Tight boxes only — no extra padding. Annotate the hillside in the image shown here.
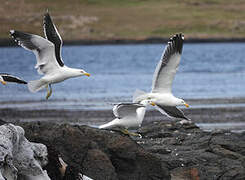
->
[1,0,245,41]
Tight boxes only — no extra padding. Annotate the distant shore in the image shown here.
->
[1,37,245,47]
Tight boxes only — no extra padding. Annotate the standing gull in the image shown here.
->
[134,33,190,120]
[99,101,149,137]
[0,73,27,85]
[10,12,90,99]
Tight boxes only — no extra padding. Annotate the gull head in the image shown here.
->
[68,68,91,78]
[80,69,90,77]
[140,98,156,106]
[72,69,90,77]
[178,98,189,108]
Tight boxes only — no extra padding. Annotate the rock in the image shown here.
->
[0,123,49,180]
[9,119,245,179]
[138,120,245,180]
[19,122,170,180]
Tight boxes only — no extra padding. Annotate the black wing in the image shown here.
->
[156,105,189,120]
[10,30,59,75]
[0,73,27,84]
[43,12,64,67]
[151,33,184,93]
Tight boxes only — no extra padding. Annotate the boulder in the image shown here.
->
[0,123,49,180]
[19,122,170,180]
[138,121,245,180]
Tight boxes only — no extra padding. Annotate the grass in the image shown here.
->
[1,0,245,40]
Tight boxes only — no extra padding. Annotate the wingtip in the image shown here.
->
[44,9,51,20]
[172,33,184,41]
[10,30,15,35]
[170,33,184,54]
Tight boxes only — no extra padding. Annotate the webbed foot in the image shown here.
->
[46,84,52,100]
[120,128,142,138]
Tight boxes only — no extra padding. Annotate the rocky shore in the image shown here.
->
[12,120,245,180]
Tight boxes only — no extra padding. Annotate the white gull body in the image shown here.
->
[134,33,190,120]
[99,100,149,130]
[10,12,90,99]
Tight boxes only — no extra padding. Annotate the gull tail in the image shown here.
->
[28,79,47,93]
[133,89,147,103]
[99,119,118,129]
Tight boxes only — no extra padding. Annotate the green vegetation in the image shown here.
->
[1,0,245,40]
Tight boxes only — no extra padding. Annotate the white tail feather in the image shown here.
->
[99,119,118,129]
[133,89,147,103]
[28,79,47,93]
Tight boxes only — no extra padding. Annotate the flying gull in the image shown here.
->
[10,12,90,99]
[0,73,27,85]
[133,33,190,120]
[99,101,150,137]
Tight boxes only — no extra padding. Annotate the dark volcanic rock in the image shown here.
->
[18,122,170,180]
[138,121,245,180]
[15,120,245,180]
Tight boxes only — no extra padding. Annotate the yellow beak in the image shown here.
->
[150,102,156,106]
[84,73,90,77]
[0,80,6,85]
[185,103,189,108]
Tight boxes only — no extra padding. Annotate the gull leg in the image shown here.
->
[120,128,142,138]
[46,84,52,100]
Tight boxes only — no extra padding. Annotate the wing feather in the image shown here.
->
[0,73,27,84]
[10,30,60,75]
[151,33,184,93]
[113,103,145,119]
[43,12,64,67]
[156,105,189,120]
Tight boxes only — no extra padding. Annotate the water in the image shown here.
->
[0,43,245,109]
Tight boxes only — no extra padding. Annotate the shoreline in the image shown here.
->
[0,97,245,111]
[1,37,245,47]
[1,101,245,132]
[1,98,245,131]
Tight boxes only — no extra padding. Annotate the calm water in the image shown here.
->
[0,43,245,109]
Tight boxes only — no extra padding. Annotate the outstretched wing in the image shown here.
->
[113,103,145,119]
[151,33,184,93]
[0,73,27,84]
[43,12,64,67]
[156,105,189,120]
[10,30,60,75]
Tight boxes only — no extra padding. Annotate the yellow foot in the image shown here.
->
[45,84,52,100]
[130,132,142,138]
[120,129,142,138]
[0,80,6,85]
[46,91,51,100]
